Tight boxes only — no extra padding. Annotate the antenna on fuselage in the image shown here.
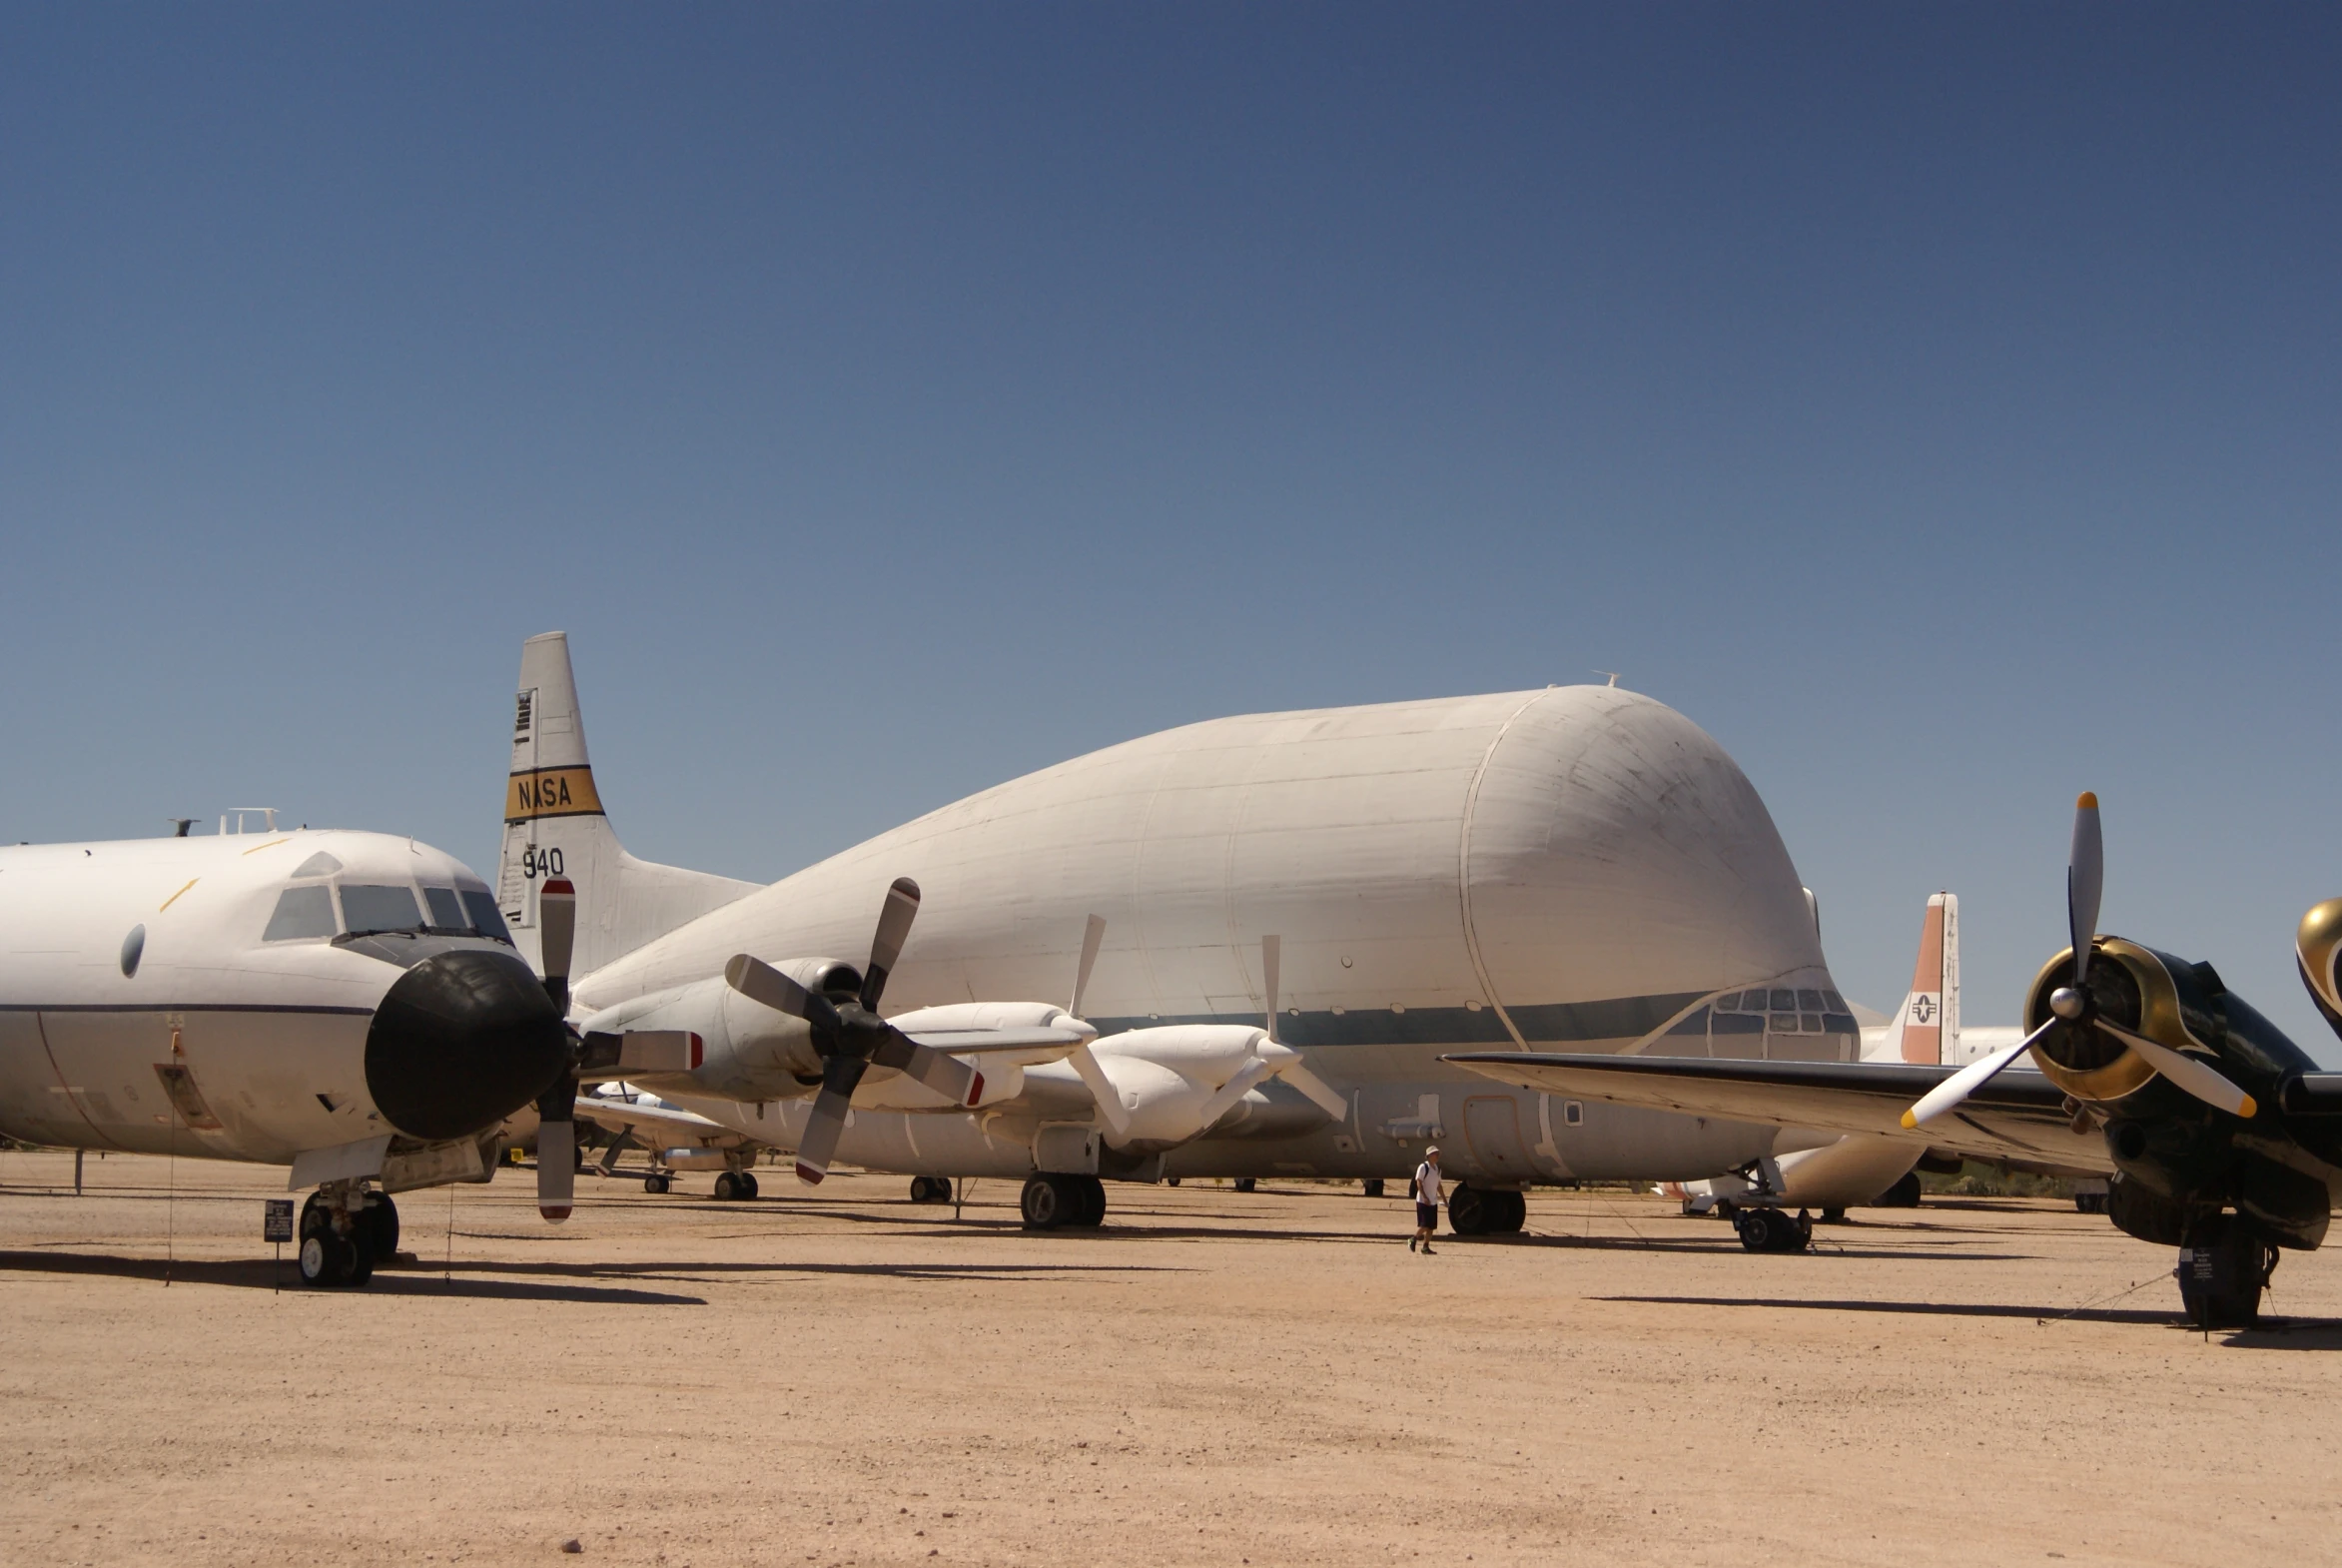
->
[1593,670,1621,688]
[166,819,194,838]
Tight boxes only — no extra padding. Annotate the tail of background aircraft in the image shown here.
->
[1862,892,1958,1065]
[497,631,761,979]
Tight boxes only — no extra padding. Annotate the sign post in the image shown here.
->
[264,1198,295,1292]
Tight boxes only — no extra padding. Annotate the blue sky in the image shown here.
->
[3,6,2338,1050]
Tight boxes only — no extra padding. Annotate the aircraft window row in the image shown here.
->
[1714,987,1847,1015]
[262,882,513,945]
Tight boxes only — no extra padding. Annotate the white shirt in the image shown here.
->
[1413,1160,1442,1206]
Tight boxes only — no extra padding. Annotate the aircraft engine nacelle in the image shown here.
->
[2021,938,2219,1107]
[1083,1025,1345,1152]
[579,961,850,1102]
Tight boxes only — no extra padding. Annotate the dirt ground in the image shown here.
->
[4,1149,2339,1568]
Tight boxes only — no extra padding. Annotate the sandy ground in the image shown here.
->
[4,1149,2339,1568]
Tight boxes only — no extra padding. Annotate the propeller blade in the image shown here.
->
[873,1028,985,1108]
[1070,914,1107,1018]
[536,1118,575,1220]
[1193,1056,1276,1132]
[2092,1018,2258,1119]
[1066,1041,1133,1139]
[1277,1061,1350,1122]
[1262,934,1281,1044]
[2068,793,2102,989]
[725,954,842,1036]
[1902,1017,2057,1129]
[538,877,576,1015]
[793,1056,871,1184]
[860,877,922,1012]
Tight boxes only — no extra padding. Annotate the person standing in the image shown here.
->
[1410,1145,1443,1253]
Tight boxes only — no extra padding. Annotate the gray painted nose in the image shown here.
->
[364,947,568,1142]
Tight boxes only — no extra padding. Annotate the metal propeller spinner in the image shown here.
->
[1903,793,2255,1130]
[723,877,984,1183]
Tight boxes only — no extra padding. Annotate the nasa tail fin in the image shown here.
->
[1862,892,1957,1065]
[497,631,760,980]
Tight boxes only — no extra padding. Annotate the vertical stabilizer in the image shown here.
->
[1862,893,1958,1064]
[498,632,761,980]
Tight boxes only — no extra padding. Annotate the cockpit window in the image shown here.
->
[459,889,513,945]
[263,885,338,942]
[422,887,466,932]
[341,884,423,936]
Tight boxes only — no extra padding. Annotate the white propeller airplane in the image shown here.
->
[0,817,586,1285]
[488,631,1884,1233]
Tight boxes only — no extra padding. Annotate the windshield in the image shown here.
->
[262,885,338,942]
[340,884,423,936]
[460,888,513,945]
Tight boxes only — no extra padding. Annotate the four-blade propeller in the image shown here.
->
[1902,793,2255,1130]
[724,877,986,1184]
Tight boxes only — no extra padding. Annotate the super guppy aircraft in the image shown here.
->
[498,632,1910,1230]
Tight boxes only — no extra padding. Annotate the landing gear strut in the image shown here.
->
[2177,1214,2276,1329]
[1020,1174,1106,1230]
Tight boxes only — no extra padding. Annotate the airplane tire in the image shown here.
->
[1820,1206,1847,1224]
[362,1193,399,1261]
[1447,1183,1490,1236]
[740,1173,759,1199]
[1737,1207,1809,1253]
[910,1176,952,1203]
[1021,1175,1068,1230]
[1233,1177,1256,1193]
[2177,1215,2274,1329]
[1074,1176,1107,1227]
[299,1229,355,1286]
[713,1173,740,1201]
[1361,1178,1384,1197]
[644,1174,670,1194]
[2074,1190,2108,1214]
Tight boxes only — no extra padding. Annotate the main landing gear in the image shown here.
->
[298,1186,398,1288]
[1445,1182,1526,1236]
[2177,1214,2278,1329]
[711,1171,760,1201]
[1733,1205,1814,1253]
[909,1176,953,1204]
[1020,1174,1107,1230]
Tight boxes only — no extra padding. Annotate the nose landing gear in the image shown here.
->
[297,1185,399,1287]
[1020,1174,1107,1230]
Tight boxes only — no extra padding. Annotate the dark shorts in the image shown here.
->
[1416,1202,1439,1229]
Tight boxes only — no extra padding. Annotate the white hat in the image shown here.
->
[1424,1145,1440,1156]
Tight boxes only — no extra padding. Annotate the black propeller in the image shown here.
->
[723,877,983,1183]
[1905,794,2255,1128]
[533,877,580,1221]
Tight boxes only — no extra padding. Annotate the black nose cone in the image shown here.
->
[365,947,568,1142]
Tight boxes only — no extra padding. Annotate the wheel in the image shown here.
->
[1820,1206,1847,1224]
[1497,1190,1527,1232]
[298,1228,355,1286]
[911,1176,951,1203]
[1446,1183,1491,1236]
[1736,1207,1809,1252]
[644,1174,671,1194]
[362,1193,399,1261]
[1074,1176,1107,1227]
[2074,1190,2108,1214]
[1361,1178,1385,1197]
[1021,1175,1068,1230]
[739,1172,759,1199]
[1165,1176,1180,1186]
[713,1172,741,1201]
[1232,1177,1256,1193]
[2177,1214,2275,1329]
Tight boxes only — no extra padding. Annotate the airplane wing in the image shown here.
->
[1444,1053,2114,1173]
[573,1095,756,1148]
[899,1025,1094,1053]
